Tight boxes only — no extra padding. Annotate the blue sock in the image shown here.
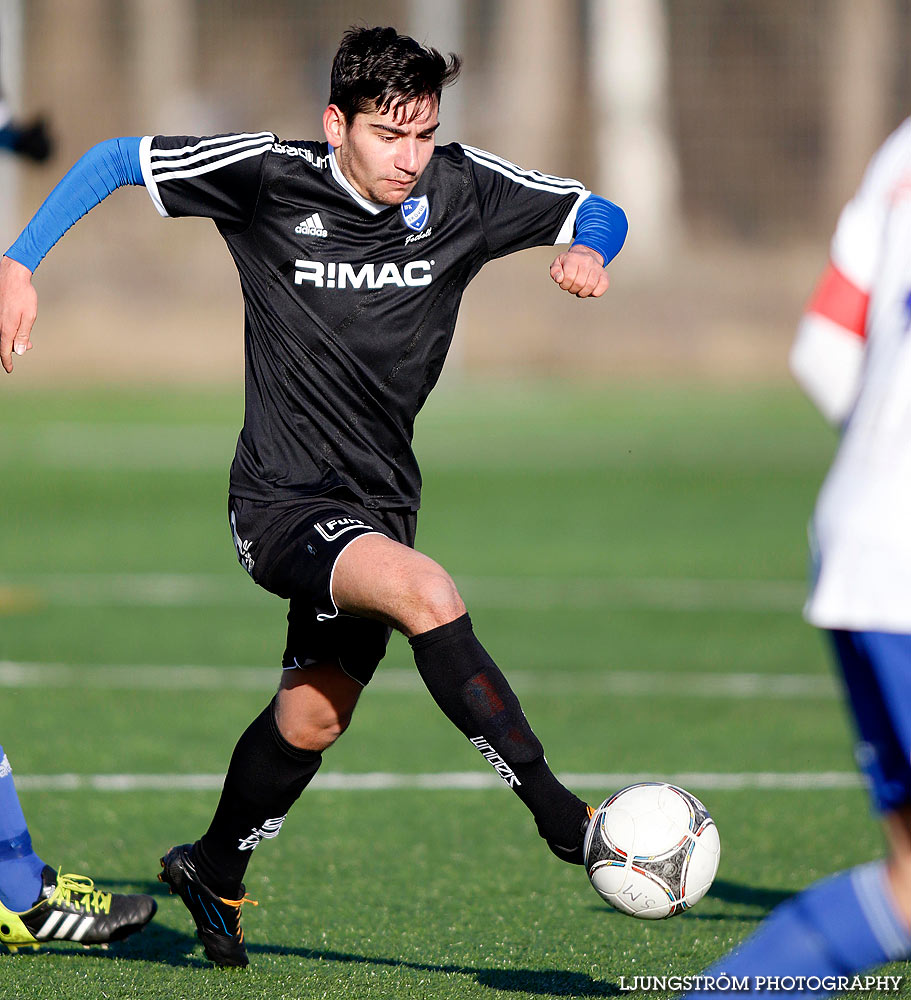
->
[684,863,911,999]
[0,746,47,911]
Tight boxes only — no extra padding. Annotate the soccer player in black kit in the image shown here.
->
[0,27,627,966]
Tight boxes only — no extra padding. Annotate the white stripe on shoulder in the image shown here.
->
[556,189,590,245]
[460,144,586,194]
[151,140,274,185]
[149,131,274,161]
[151,134,275,176]
[139,135,169,218]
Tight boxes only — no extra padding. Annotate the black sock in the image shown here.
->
[409,613,588,851]
[193,698,322,897]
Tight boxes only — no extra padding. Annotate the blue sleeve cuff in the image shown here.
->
[6,136,143,272]
[571,194,628,266]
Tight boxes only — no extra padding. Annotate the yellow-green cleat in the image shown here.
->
[0,866,156,953]
[0,908,40,953]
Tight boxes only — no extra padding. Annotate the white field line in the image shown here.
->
[0,572,807,612]
[12,771,864,793]
[0,661,839,699]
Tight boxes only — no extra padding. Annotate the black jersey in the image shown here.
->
[139,131,589,510]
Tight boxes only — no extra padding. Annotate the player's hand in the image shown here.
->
[0,255,37,373]
[549,245,609,298]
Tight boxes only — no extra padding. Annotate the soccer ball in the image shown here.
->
[583,782,720,919]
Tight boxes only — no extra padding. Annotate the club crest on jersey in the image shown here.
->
[401,195,430,232]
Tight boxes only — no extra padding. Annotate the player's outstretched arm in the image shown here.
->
[0,136,144,373]
[789,261,867,427]
[549,194,627,299]
[0,255,37,373]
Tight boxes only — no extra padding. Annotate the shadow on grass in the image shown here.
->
[583,903,737,922]
[247,944,625,997]
[0,922,211,970]
[579,877,792,924]
[5,925,623,996]
[3,875,789,991]
[708,878,792,913]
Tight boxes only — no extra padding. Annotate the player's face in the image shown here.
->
[325,97,440,206]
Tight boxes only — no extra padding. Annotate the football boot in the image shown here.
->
[158,844,256,967]
[545,804,595,865]
[0,865,156,952]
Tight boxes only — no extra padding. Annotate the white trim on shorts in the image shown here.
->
[282,651,369,689]
[316,530,386,623]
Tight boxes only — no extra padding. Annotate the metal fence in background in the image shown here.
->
[15,0,911,241]
[4,0,910,380]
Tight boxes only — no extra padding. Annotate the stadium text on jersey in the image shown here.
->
[271,142,329,168]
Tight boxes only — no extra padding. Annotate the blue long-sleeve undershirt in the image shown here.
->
[6,137,627,274]
[6,136,143,272]
[571,194,627,267]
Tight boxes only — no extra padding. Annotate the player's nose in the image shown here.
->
[395,139,419,175]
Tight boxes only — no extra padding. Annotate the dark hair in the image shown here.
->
[330,26,461,123]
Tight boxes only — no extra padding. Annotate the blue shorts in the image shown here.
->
[830,629,911,814]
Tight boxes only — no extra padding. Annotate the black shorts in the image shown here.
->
[229,493,417,686]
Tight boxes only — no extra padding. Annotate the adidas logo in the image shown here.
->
[295,213,328,238]
[34,909,96,942]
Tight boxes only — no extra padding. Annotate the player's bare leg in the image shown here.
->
[884,806,911,926]
[332,533,592,862]
[331,533,465,636]
[274,660,363,751]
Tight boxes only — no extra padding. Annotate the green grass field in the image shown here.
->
[0,379,903,999]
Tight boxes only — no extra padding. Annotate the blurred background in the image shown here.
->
[0,0,909,383]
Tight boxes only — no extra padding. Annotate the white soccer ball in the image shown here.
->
[583,782,721,919]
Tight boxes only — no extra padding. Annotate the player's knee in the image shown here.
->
[313,712,351,750]
[280,711,351,752]
[275,688,356,752]
[403,568,465,633]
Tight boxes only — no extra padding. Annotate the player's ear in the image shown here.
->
[323,105,346,148]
